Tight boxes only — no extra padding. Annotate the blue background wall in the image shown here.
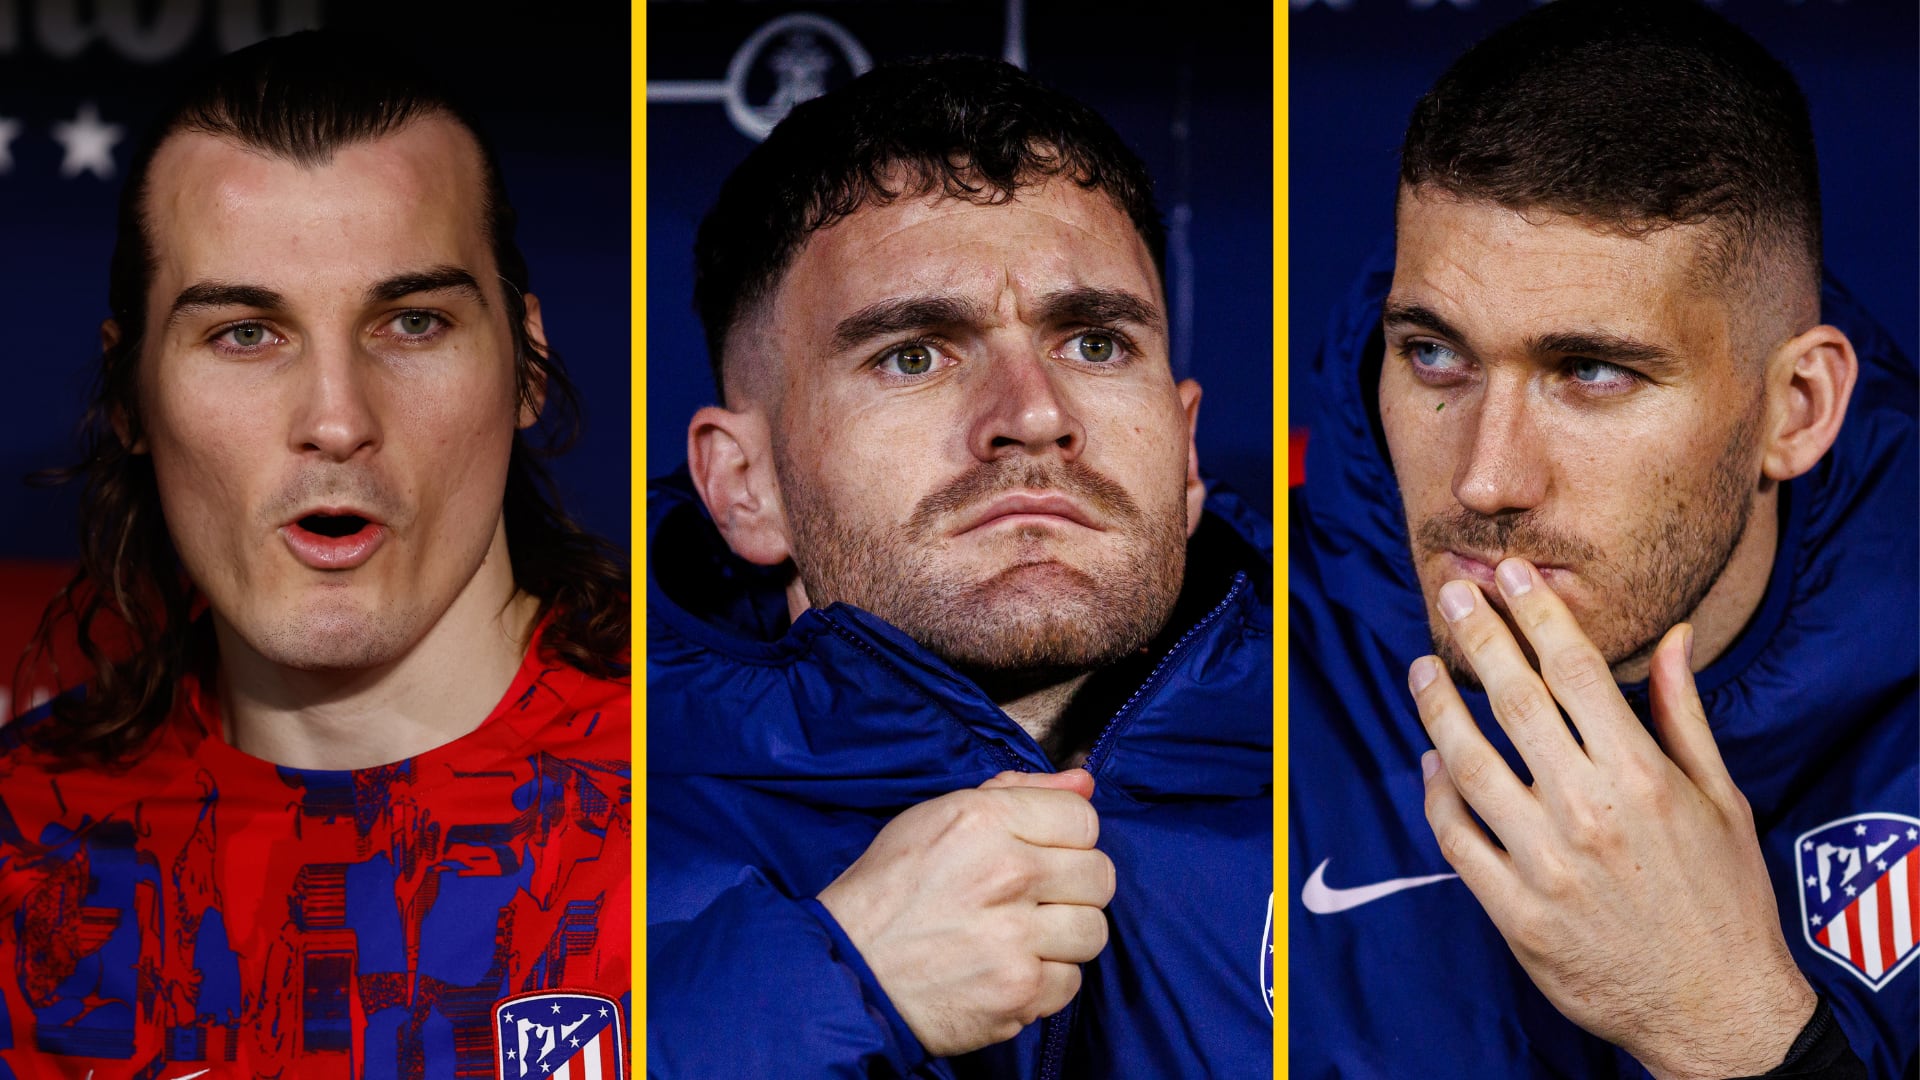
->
[1290,0,1918,438]
[646,1,1275,514]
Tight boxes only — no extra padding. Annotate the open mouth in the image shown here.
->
[298,513,372,538]
[282,512,387,570]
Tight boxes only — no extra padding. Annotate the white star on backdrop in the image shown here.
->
[1806,875,1817,887]
[53,102,123,179]
[1878,860,1888,871]
[1845,884,1857,897]
[1812,914,1823,926]
[0,117,19,174]
[1855,823,1869,836]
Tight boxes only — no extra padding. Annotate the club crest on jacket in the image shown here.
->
[1795,813,1920,991]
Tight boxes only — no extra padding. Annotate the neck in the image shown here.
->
[972,648,1165,769]
[978,670,1097,767]
[216,522,542,770]
[1614,485,1780,684]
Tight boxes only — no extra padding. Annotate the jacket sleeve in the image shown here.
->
[1741,996,1867,1080]
[647,868,933,1079]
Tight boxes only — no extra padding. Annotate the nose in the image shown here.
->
[1451,376,1548,516]
[965,349,1086,463]
[290,338,381,461]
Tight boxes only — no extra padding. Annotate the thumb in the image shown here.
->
[978,767,1095,800]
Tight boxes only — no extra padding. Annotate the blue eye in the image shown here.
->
[1409,341,1461,370]
[1570,358,1622,382]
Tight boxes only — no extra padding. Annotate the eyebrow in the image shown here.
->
[164,265,489,329]
[1381,300,1467,344]
[830,295,989,353]
[828,286,1165,354]
[1034,286,1165,336]
[1383,300,1679,372]
[364,265,490,308]
[166,282,288,327]
[1528,330,1678,372]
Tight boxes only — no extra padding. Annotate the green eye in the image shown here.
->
[396,312,437,335]
[231,325,266,347]
[882,342,937,376]
[1071,332,1118,363]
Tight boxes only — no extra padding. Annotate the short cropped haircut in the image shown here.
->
[694,54,1165,399]
[1400,0,1821,293]
[22,30,627,765]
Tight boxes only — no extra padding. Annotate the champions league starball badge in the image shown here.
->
[1795,813,1920,992]
[494,990,625,1079]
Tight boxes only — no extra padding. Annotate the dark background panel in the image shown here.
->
[646,1,1275,512]
[1289,0,1918,437]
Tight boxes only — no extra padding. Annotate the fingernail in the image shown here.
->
[1683,624,1695,666]
[1408,656,1439,694]
[1496,558,1532,597]
[1438,580,1475,623]
[1421,750,1441,780]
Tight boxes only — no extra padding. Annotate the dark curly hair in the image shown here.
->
[19,30,627,766]
[694,54,1165,401]
[1399,0,1821,294]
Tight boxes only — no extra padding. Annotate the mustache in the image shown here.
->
[260,470,408,528]
[1416,507,1599,567]
[907,458,1140,536]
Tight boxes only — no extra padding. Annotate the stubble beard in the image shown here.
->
[777,454,1190,678]
[1414,404,1764,688]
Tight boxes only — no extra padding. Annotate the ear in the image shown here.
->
[1760,324,1856,482]
[101,319,146,453]
[687,404,793,566]
[1178,378,1205,536]
[516,292,550,430]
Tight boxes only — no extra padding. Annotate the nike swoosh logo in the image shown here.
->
[165,1071,211,1080]
[1300,858,1458,914]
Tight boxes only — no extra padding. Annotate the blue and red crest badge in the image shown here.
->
[1794,813,1920,992]
[494,990,626,1079]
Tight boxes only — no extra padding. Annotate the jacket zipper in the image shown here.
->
[1083,572,1248,776]
[1034,573,1249,1080]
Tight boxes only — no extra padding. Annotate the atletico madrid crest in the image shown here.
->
[495,990,626,1079]
[1795,813,1920,992]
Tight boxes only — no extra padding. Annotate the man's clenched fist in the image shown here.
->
[817,768,1115,1058]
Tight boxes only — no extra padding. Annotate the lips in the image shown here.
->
[1443,549,1571,592]
[281,510,387,570]
[954,492,1102,535]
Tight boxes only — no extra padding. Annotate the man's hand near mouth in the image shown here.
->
[1408,556,1818,1080]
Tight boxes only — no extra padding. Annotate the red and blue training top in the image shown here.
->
[0,630,631,1080]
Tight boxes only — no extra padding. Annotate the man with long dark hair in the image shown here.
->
[0,32,630,1077]
[1290,2,1915,1076]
